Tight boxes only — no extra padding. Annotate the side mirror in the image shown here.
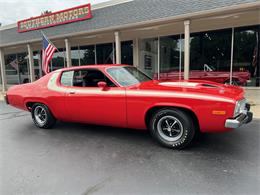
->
[97,81,107,89]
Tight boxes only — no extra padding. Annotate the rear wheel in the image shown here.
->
[224,79,240,86]
[149,108,196,149]
[31,103,56,129]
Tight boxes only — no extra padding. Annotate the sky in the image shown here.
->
[0,0,108,26]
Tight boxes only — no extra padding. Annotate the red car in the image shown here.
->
[5,65,253,149]
[156,65,251,86]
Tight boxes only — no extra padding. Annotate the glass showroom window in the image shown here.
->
[51,48,65,71]
[5,52,29,85]
[139,38,159,78]
[159,35,184,80]
[33,51,42,80]
[121,41,133,65]
[79,45,95,65]
[96,43,114,64]
[190,29,232,84]
[18,52,29,83]
[5,54,18,84]
[233,25,260,87]
[71,46,80,66]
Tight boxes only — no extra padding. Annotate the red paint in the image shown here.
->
[6,65,246,133]
[17,4,92,33]
[156,70,250,86]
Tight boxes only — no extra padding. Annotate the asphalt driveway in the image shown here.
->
[0,101,259,195]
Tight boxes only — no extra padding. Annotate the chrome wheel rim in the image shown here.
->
[157,116,184,142]
[34,106,47,126]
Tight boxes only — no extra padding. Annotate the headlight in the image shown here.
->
[234,99,247,117]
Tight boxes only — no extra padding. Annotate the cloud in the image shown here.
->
[0,0,108,26]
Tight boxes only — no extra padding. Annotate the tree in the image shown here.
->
[41,10,52,15]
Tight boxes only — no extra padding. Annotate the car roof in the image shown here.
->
[59,64,131,72]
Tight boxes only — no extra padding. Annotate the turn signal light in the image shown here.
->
[212,110,226,115]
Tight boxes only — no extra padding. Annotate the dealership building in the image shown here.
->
[0,0,259,92]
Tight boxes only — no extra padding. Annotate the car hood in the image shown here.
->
[129,80,244,102]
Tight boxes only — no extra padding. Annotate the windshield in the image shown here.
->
[107,66,152,86]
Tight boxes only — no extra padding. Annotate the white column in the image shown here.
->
[27,44,35,82]
[179,34,182,81]
[115,31,121,64]
[65,38,71,67]
[0,48,7,93]
[133,38,139,67]
[184,20,190,80]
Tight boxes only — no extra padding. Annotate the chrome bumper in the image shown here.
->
[225,103,253,129]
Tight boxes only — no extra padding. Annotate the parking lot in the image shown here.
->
[0,101,259,195]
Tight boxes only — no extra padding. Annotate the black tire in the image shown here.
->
[224,79,240,86]
[149,108,196,149]
[31,103,56,129]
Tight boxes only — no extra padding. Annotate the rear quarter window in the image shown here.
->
[60,71,74,86]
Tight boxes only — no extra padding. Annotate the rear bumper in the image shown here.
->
[225,104,253,129]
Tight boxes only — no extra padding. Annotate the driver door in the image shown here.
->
[61,68,127,128]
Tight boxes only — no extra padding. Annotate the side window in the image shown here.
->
[60,71,74,86]
[75,69,116,87]
[61,69,116,87]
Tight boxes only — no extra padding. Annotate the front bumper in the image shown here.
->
[225,103,253,129]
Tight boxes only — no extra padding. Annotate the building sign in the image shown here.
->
[17,4,92,33]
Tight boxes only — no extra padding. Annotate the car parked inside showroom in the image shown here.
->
[155,64,251,86]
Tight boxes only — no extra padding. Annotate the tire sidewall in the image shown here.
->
[150,109,195,149]
[31,103,55,129]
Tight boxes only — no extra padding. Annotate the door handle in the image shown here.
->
[69,91,76,94]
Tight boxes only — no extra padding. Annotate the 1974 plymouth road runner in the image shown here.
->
[5,65,253,149]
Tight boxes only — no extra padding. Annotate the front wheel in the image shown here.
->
[31,103,56,129]
[149,108,196,149]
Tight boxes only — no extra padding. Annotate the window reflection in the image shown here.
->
[33,51,42,80]
[234,26,259,86]
[121,41,133,65]
[139,38,158,78]
[159,35,184,80]
[5,54,18,84]
[51,48,65,71]
[5,52,29,84]
[79,45,95,65]
[71,46,80,66]
[189,29,233,84]
[96,43,114,64]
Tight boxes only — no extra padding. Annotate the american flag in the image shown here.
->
[9,59,19,71]
[42,33,57,74]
